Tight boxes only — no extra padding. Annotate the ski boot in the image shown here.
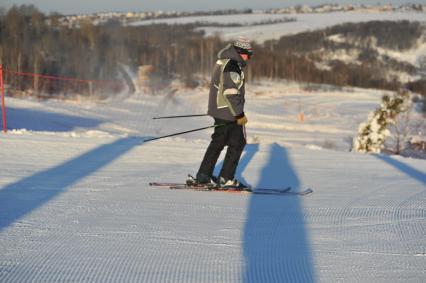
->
[186,174,217,189]
[218,177,250,191]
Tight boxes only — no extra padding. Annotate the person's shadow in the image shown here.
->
[243,143,316,282]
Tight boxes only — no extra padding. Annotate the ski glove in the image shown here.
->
[236,115,248,126]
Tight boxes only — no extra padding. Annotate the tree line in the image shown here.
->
[0,5,425,103]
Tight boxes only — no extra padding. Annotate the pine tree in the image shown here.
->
[353,89,411,153]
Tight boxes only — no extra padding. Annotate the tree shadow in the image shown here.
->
[243,143,315,282]
[5,107,103,131]
[374,154,426,186]
[0,136,143,231]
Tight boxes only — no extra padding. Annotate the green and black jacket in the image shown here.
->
[207,44,246,122]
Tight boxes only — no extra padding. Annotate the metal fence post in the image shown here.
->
[0,65,7,133]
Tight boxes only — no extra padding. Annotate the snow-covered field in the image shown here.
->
[0,81,425,282]
[131,11,426,42]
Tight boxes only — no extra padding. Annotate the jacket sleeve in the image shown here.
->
[222,67,244,117]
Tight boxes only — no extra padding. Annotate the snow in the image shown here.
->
[325,32,426,82]
[0,80,425,282]
[130,11,426,43]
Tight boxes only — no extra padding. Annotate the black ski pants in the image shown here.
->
[197,118,246,182]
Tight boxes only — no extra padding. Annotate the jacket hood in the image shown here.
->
[217,44,246,66]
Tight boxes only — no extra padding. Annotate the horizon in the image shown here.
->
[1,0,425,15]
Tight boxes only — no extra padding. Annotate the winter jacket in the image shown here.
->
[207,44,246,122]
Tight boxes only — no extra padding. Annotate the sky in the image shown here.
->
[1,0,425,15]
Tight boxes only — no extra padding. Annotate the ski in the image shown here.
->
[149,182,313,196]
[149,182,185,187]
[279,188,313,195]
[169,184,254,194]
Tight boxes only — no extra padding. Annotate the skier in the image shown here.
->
[189,36,253,189]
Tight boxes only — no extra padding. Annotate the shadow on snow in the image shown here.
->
[213,143,259,187]
[5,107,103,132]
[241,143,316,283]
[374,154,426,186]
[0,136,143,231]
[214,143,315,282]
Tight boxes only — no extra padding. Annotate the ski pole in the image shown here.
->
[152,114,208,119]
[143,123,232,143]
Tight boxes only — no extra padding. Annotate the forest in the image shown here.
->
[0,4,425,104]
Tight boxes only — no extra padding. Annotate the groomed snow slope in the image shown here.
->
[0,83,425,282]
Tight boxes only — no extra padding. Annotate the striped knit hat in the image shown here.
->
[233,36,253,55]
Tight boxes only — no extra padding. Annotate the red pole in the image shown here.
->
[0,65,6,133]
